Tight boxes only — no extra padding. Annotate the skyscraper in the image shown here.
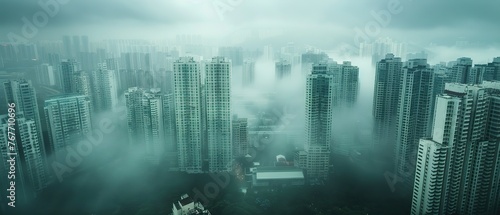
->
[450,57,474,84]
[275,59,292,80]
[232,116,248,157]
[4,80,47,162]
[0,114,48,203]
[372,54,403,147]
[44,95,92,158]
[328,61,359,108]
[304,64,334,180]
[205,57,232,172]
[394,59,434,189]
[411,82,500,215]
[218,47,243,66]
[242,59,255,87]
[91,68,118,112]
[173,57,203,173]
[60,59,81,93]
[125,88,165,164]
[36,64,56,86]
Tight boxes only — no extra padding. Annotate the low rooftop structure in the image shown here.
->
[251,166,305,188]
[172,194,211,215]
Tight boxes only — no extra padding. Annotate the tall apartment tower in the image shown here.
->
[394,59,435,188]
[411,82,500,215]
[450,57,475,84]
[125,88,165,164]
[328,61,359,108]
[0,114,48,204]
[173,57,203,173]
[242,59,255,87]
[304,64,334,180]
[232,116,248,157]
[60,59,81,93]
[44,95,92,158]
[275,59,292,80]
[205,57,232,172]
[91,68,118,112]
[372,54,403,147]
[4,80,47,162]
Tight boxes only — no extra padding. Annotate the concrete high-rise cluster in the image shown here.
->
[67,61,118,113]
[411,82,500,215]
[125,88,174,164]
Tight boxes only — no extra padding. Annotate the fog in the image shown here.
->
[1,0,500,214]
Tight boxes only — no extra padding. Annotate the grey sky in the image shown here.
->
[0,0,499,47]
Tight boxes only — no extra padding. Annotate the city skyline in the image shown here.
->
[1,1,500,215]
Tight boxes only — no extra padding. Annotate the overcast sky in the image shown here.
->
[1,0,499,48]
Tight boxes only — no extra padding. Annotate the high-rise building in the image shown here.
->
[450,57,475,84]
[242,59,255,87]
[4,80,47,162]
[301,51,329,75]
[372,54,403,147]
[163,93,177,169]
[304,64,334,180]
[125,88,166,164]
[60,59,81,93]
[36,64,56,86]
[91,68,118,112]
[205,57,232,172]
[394,59,435,189]
[218,47,243,66]
[411,82,500,215]
[0,114,48,204]
[72,36,81,57]
[232,116,248,157]
[71,71,93,108]
[275,59,292,80]
[173,57,203,173]
[44,95,92,158]
[62,35,72,58]
[477,57,500,82]
[328,61,359,108]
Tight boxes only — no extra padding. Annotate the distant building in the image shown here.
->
[301,51,329,75]
[232,116,248,157]
[219,46,243,66]
[36,64,56,86]
[242,59,255,87]
[172,194,211,215]
[275,59,292,80]
[60,59,80,93]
